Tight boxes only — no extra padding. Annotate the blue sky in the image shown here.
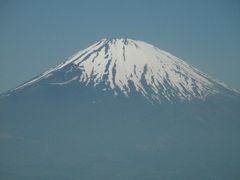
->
[0,0,240,93]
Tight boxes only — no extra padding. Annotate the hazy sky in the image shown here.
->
[0,0,240,93]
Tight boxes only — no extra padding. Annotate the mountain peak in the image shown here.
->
[6,38,238,103]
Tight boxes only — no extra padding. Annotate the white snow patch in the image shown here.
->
[49,76,78,85]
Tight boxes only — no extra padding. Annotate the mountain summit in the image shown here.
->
[5,38,237,102]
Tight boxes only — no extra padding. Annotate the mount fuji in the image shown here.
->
[3,38,238,102]
[0,38,240,180]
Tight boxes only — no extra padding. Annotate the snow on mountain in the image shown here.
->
[8,38,238,102]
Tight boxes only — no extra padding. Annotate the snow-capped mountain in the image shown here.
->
[1,38,240,180]
[5,38,237,102]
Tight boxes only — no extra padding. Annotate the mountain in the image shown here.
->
[0,38,240,180]
[3,38,238,102]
